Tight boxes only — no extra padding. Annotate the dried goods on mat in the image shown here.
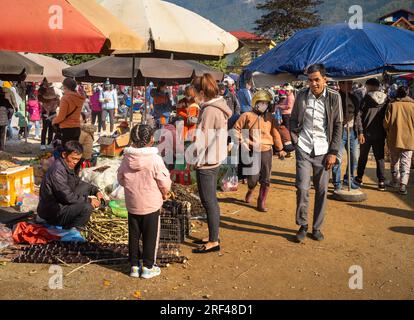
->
[83,201,191,245]
[12,243,128,265]
[81,210,129,244]
[171,183,206,218]
[0,160,19,171]
[11,242,188,266]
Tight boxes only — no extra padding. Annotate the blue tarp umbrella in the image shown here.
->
[245,23,414,78]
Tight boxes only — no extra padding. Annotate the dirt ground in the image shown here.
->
[1,137,414,300]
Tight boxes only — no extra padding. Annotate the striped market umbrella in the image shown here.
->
[0,0,145,54]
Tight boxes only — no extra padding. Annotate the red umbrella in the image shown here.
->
[0,0,144,54]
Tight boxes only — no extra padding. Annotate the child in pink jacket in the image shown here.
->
[28,94,41,139]
[117,124,171,279]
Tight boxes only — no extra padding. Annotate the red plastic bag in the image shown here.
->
[12,222,61,245]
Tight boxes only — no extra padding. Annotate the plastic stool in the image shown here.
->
[170,169,192,185]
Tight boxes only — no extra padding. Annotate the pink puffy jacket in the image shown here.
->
[28,99,41,121]
[117,147,171,215]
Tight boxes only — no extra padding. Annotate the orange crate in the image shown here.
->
[0,166,35,207]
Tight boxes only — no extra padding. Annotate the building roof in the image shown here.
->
[392,17,414,30]
[230,31,267,41]
[378,8,414,21]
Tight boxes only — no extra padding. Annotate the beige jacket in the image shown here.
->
[234,111,283,152]
[79,124,96,160]
[384,96,414,150]
[194,97,232,170]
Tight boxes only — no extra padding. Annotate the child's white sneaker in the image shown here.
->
[40,145,46,151]
[130,265,141,278]
[141,266,161,279]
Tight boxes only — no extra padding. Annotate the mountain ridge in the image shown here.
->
[167,0,414,33]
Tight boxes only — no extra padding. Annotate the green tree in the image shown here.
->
[47,54,101,66]
[200,58,228,73]
[255,0,323,41]
[229,53,243,68]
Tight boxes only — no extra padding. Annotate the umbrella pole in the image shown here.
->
[333,87,367,202]
[130,55,136,126]
[346,92,351,192]
[143,78,147,125]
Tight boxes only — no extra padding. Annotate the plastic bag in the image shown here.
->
[110,184,125,200]
[221,166,238,192]
[0,224,13,249]
[20,193,39,213]
[10,114,19,128]
[46,226,86,243]
[81,158,122,193]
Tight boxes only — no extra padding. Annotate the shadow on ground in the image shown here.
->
[348,203,414,221]
[389,226,414,236]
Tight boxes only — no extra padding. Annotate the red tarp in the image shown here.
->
[12,222,61,244]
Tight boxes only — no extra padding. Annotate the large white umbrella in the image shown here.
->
[97,0,240,59]
[19,53,70,83]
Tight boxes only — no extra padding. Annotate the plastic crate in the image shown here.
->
[160,216,184,243]
[0,166,34,207]
[160,200,191,243]
[170,169,192,185]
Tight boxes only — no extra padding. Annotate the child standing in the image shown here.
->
[233,90,284,212]
[79,123,96,168]
[176,85,200,141]
[16,99,29,140]
[117,124,171,279]
[90,86,102,134]
[28,94,41,139]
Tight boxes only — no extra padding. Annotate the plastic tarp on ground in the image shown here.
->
[245,23,414,78]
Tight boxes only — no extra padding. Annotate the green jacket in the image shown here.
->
[15,101,28,127]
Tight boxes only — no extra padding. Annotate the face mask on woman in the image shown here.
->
[255,101,269,114]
